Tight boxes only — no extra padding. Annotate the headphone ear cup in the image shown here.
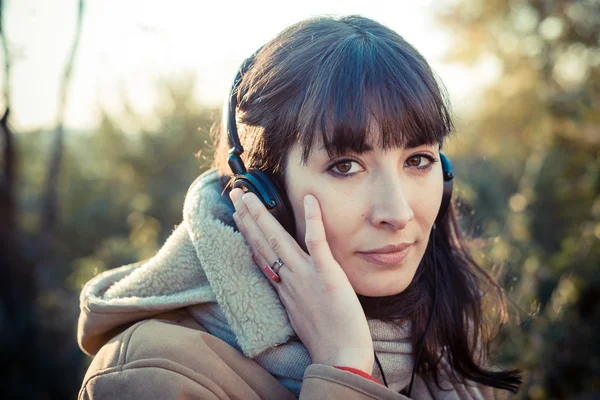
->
[232,170,296,237]
[435,179,453,224]
[435,153,454,224]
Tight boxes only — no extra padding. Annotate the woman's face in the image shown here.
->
[284,135,444,297]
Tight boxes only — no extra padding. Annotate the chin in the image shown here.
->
[353,279,412,297]
[350,259,418,297]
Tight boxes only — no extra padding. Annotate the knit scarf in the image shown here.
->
[94,168,491,399]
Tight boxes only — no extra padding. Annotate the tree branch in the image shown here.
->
[38,0,85,270]
[0,0,15,240]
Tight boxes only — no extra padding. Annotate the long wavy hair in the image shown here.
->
[211,15,521,393]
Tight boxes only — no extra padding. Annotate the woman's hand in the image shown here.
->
[229,188,374,373]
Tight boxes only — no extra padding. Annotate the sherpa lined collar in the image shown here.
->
[80,169,295,358]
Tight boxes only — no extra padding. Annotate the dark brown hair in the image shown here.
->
[212,15,521,393]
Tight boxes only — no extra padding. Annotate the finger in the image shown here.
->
[233,210,282,285]
[303,194,336,272]
[231,189,281,265]
[238,189,309,270]
[253,251,282,284]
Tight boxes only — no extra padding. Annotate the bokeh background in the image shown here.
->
[1,0,598,398]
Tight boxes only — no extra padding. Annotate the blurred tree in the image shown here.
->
[439,0,599,398]
[59,76,218,287]
[38,0,85,287]
[12,73,217,397]
[0,0,80,396]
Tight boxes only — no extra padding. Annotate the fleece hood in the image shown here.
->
[78,168,295,358]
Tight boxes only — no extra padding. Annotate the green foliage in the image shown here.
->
[439,0,600,397]
[15,78,218,375]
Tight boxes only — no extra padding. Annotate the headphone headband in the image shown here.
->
[225,47,264,174]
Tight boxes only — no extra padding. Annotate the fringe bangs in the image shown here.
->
[295,33,454,163]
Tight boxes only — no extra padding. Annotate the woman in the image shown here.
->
[77,15,521,399]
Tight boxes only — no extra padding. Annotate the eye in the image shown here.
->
[327,159,363,177]
[406,154,438,171]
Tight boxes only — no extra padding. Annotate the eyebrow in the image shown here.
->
[319,138,438,156]
[404,138,436,149]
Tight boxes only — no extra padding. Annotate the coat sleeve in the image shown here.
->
[299,365,409,400]
[79,316,296,400]
[79,362,223,400]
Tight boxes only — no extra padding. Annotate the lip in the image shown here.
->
[358,244,413,266]
[361,243,413,254]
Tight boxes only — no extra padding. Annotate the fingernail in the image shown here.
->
[304,195,314,207]
[230,188,243,201]
[242,193,254,206]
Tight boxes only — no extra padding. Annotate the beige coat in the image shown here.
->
[79,309,411,399]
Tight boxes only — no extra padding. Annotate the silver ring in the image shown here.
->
[271,257,285,273]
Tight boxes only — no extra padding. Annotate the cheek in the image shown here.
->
[289,194,306,244]
[308,194,362,259]
[286,183,312,246]
[411,176,445,224]
[289,187,360,252]
[412,194,441,224]
[318,204,346,250]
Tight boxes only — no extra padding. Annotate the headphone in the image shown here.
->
[225,49,454,234]
[225,49,455,397]
[224,49,296,236]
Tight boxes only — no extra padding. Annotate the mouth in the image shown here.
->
[357,244,413,266]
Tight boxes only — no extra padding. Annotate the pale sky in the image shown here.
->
[4,0,500,131]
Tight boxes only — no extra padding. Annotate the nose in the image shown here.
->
[368,176,414,231]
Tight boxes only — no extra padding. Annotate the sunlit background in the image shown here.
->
[9,0,505,132]
[2,0,599,398]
